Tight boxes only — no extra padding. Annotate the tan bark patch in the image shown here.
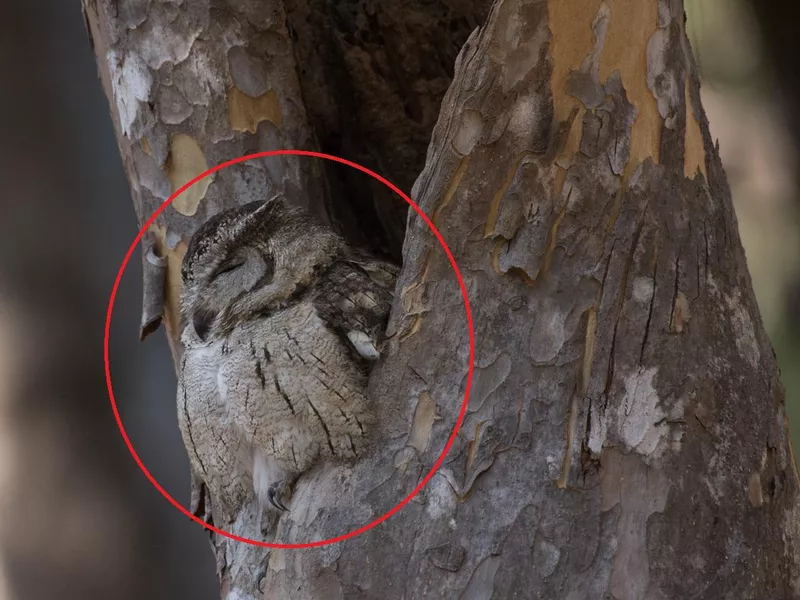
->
[484,153,528,237]
[491,238,507,276]
[165,134,211,216]
[556,391,579,489]
[683,76,708,179]
[540,206,566,276]
[399,251,433,342]
[401,252,432,302]
[558,303,589,488]
[150,224,188,360]
[547,0,602,125]
[408,392,437,454]
[433,156,470,226]
[227,87,283,134]
[466,421,484,472]
[546,0,592,172]
[670,291,690,333]
[598,0,660,177]
[747,472,764,507]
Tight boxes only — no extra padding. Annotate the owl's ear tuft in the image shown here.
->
[264,193,287,208]
[235,197,283,235]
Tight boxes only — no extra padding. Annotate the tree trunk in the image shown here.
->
[85,0,800,598]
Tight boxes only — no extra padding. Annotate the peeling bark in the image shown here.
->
[86,0,800,598]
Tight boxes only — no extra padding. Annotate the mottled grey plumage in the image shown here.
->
[176,197,397,523]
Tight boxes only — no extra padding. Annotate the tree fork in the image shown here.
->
[85,0,800,598]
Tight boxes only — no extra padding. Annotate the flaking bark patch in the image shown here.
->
[683,75,708,179]
[149,224,188,363]
[228,88,283,134]
[166,134,211,216]
[407,391,436,454]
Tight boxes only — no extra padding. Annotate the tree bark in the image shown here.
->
[85,0,800,599]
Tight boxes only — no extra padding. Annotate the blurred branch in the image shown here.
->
[747,0,800,153]
[746,0,800,327]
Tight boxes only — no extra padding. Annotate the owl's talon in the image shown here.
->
[268,482,290,512]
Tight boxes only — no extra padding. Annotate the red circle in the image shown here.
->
[104,150,475,548]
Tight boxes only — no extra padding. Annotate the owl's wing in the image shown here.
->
[212,252,397,485]
[219,302,373,475]
[178,349,253,523]
[176,374,211,521]
[311,253,398,362]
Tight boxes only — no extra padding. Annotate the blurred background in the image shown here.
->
[0,1,797,598]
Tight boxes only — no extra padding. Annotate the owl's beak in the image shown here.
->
[192,309,215,342]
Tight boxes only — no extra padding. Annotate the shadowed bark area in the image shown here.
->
[85,0,800,598]
[82,0,494,359]
[285,0,492,257]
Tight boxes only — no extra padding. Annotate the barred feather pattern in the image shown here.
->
[176,198,397,526]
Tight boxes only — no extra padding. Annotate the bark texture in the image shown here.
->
[86,0,800,598]
[82,0,493,354]
[283,0,491,255]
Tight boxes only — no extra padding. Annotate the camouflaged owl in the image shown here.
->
[176,197,397,523]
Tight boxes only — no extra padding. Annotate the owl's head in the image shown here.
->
[179,197,344,344]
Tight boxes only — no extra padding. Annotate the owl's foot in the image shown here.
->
[267,479,292,512]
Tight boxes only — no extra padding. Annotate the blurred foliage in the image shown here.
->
[687,0,766,91]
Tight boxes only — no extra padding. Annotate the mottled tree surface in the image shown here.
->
[84,0,800,599]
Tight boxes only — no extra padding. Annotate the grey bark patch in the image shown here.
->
[601,450,670,600]
[128,2,208,70]
[107,48,153,138]
[460,554,501,600]
[157,85,193,125]
[646,26,681,124]
[452,109,485,156]
[426,542,467,572]
[566,71,606,109]
[602,72,637,176]
[467,353,512,411]
[529,299,567,363]
[118,0,151,30]
[580,109,611,158]
[533,534,561,577]
[140,236,167,340]
[227,46,271,97]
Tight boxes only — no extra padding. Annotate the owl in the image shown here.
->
[176,197,398,522]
